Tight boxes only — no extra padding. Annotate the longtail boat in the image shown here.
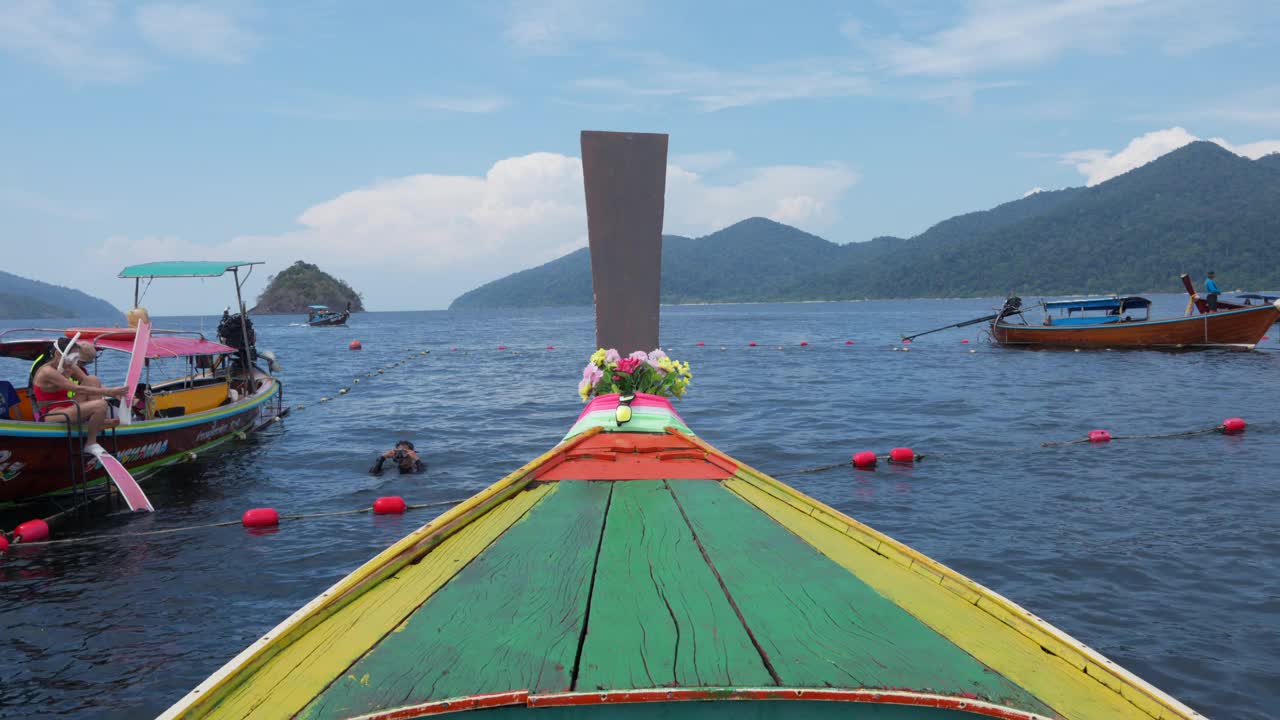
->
[992,294,1279,349]
[307,305,350,327]
[0,262,287,507]
[162,133,1204,720]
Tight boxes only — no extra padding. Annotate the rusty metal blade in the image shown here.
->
[581,130,668,355]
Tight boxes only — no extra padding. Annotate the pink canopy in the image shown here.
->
[93,335,236,358]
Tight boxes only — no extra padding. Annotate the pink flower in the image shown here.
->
[582,363,603,385]
[616,358,643,374]
[646,348,667,371]
[604,349,621,364]
[628,350,649,362]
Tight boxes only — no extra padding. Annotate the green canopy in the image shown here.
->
[118,261,262,279]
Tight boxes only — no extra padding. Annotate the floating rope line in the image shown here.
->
[8,499,466,548]
[1041,424,1233,447]
[295,349,431,411]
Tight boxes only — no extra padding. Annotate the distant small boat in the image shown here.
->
[307,304,350,327]
[992,294,1279,349]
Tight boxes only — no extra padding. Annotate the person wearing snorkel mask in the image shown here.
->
[29,336,127,456]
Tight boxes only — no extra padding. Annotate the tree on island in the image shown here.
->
[252,261,365,314]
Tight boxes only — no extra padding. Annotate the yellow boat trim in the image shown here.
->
[668,429,1203,720]
[212,483,556,719]
[159,427,602,720]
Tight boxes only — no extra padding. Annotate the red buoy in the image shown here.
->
[799,341,809,347]
[242,508,279,528]
[0,535,9,553]
[451,347,458,351]
[696,342,705,346]
[845,340,854,345]
[373,496,407,515]
[852,451,877,468]
[960,339,970,344]
[1222,417,1247,435]
[1088,429,1111,443]
[748,342,757,347]
[546,345,555,350]
[497,345,506,350]
[13,519,49,543]
[349,340,362,351]
[901,339,912,345]
[889,447,915,464]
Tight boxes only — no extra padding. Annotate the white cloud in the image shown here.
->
[503,0,630,55]
[1022,187,1044,197]
[669,150,735,173]
[416,95,509,113]
[135,3,257,63]
[93,152,859,308]
[0,0,145,82]
[868,0,1270,77]
[1059,127,1280,185]
[578,56,871,112]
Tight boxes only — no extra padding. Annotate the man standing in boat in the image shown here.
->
[1204,271,1222,312]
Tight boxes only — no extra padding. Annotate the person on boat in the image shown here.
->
[29,337,127,455]
[369,440,427,475]
[75,341,105,388]
[1204,272,1221,312]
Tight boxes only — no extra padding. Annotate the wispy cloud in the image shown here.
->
[670,150,736,173]
[862,0,1273,77]
[416,95,509,113]
[503,0,631,55]
[0,0,145,82]
[577,55,871,112]
[135,3,258,64]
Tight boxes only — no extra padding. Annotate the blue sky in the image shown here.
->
[3,0,1280,313]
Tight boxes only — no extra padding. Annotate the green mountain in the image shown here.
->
[0,271,119,319]
[449,142,1280,308]
[251,261,366,314]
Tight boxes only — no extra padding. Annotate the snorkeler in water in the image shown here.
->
[369,440,427,475]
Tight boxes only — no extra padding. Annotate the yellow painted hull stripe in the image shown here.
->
[211,482,556,719]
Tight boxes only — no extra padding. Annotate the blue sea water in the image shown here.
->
[1,296,1277,719]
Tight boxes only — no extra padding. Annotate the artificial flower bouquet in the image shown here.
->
[578,348,693,401]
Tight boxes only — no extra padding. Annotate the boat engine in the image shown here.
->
[217,311,258,369]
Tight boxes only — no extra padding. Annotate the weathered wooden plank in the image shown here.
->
[301,481,612,720]
[464,699,999,719]
[576,481,772,690]
[667,480,1055,715]
[725,476,1146,720]
[209,483,555,719]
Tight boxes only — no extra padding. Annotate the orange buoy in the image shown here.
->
[13,519,50,543]
[852,451,877,468]
[888,447,916,464]
[242,508,279,528]
[1088,429,1111,443]
[349,340,362,350]
[1222,417,1247,435]
[373,496,407,515]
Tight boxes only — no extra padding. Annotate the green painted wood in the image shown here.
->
[667,480,1055,715]
[576,481,773,690]
[301,481,613,720]
[468,700,996,718]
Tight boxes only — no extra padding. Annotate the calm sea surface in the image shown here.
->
[2,296,1277,719]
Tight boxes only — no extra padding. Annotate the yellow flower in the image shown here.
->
[589,348,607,366]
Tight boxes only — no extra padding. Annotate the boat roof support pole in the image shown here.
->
[231,267,252,378]
[134,279,140,309]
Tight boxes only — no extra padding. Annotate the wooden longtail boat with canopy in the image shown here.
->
[991,294,1279,349]
[307,305,350,327]
[0,261,287,507]
[162,133,1204,720]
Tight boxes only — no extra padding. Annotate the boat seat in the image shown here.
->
[1053,316,1121,326]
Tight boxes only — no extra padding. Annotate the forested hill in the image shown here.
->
[0,271,119,319]
[449,142,1280,308]
[251,261,365,314]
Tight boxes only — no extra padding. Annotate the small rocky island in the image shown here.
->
[251,261,365,314]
